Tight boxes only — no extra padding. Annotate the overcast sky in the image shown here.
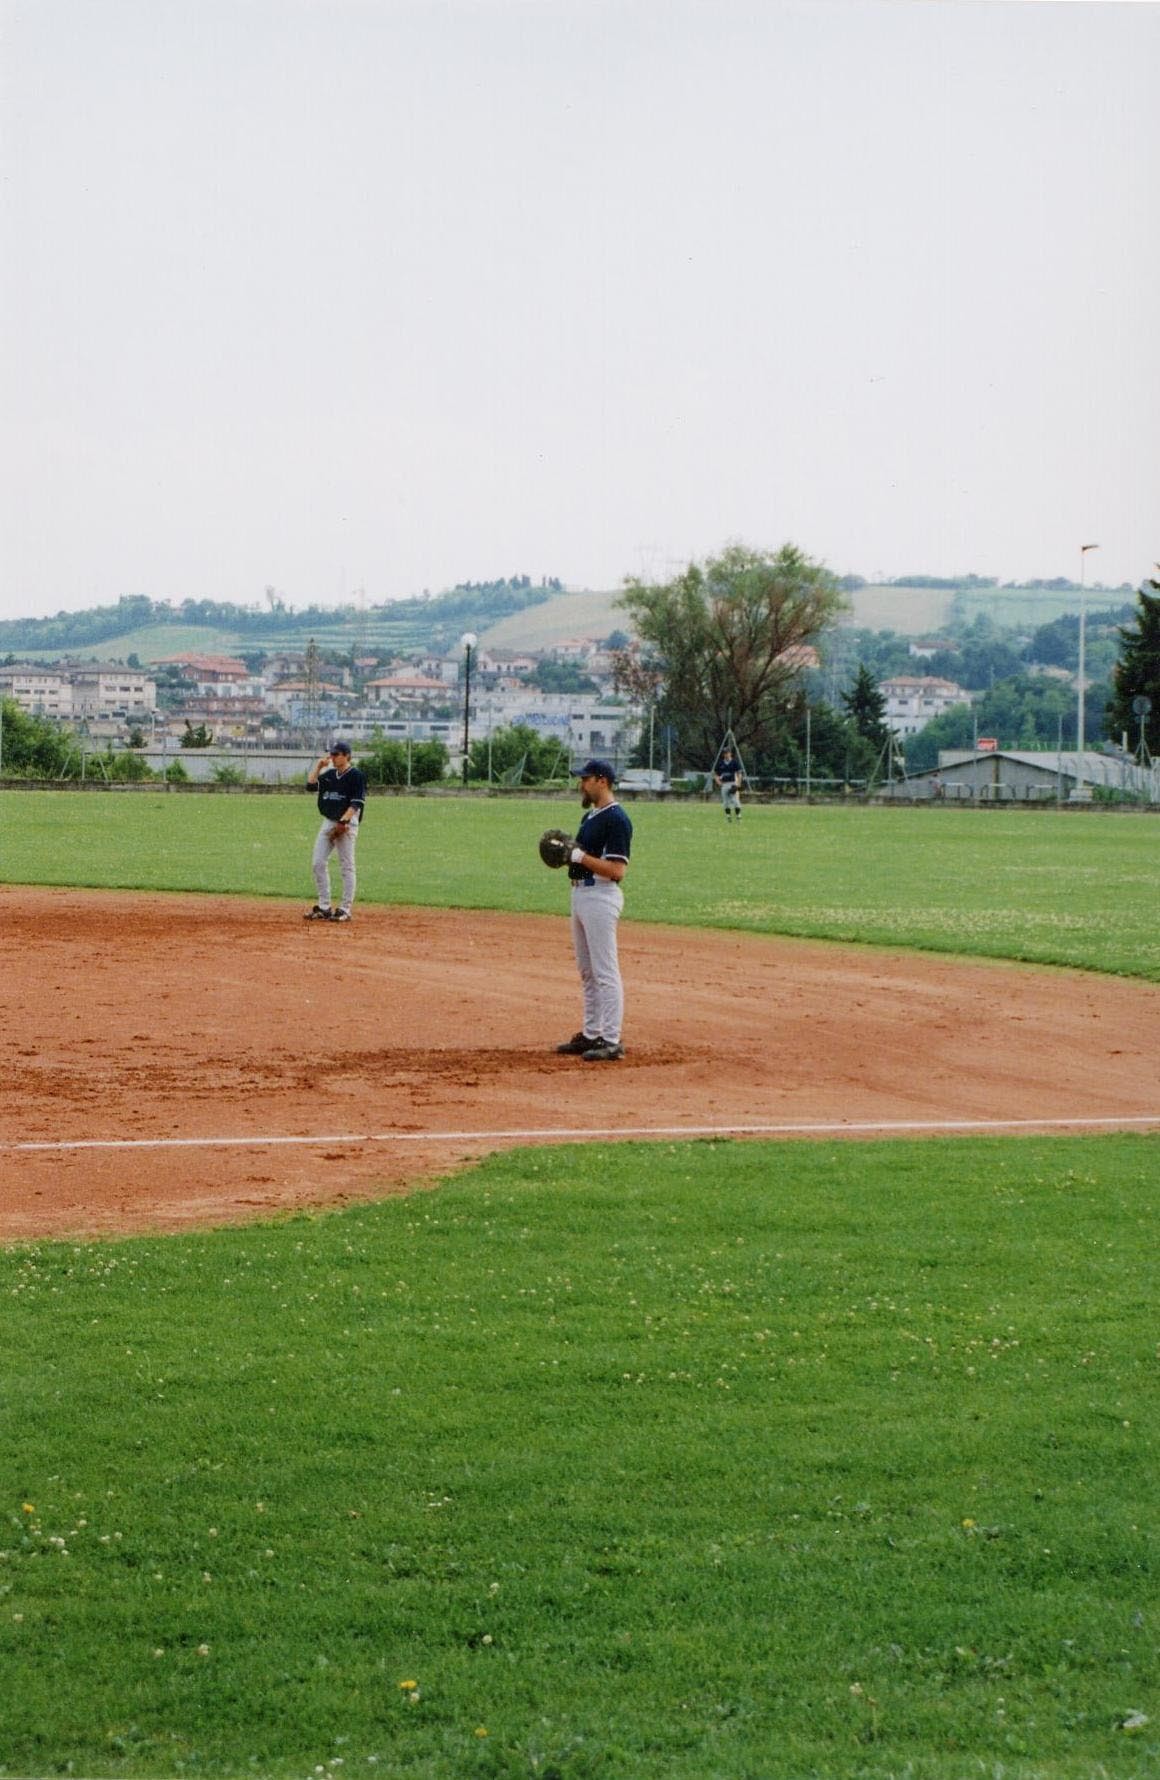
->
[1,0,1157,620]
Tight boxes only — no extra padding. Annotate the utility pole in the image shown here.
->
[460,633,476,787]
[1076,543,1099,793]
[303,637,322,747]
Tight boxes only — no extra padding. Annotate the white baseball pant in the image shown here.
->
[312,818,359,912]
[570,880,625,1044]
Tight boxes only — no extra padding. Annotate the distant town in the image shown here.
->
[0,634,657,781]
[0,568,1153,797]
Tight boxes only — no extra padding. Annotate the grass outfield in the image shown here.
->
[4,790,1159,979]
[3,1135,1156,1779]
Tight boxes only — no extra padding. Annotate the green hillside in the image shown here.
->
[478,585,628,649]
[3,579,1128,665]
[843,583,954,633]
[842,583,1121,635]
[0,581,558,664]
[10,624,245,664]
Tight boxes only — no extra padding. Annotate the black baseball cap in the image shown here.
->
[329,739,352,756]
[577,758,615,784]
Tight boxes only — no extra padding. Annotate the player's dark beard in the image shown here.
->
[580,791,593,809]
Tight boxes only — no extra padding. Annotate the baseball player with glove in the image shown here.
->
[539,757,632,1061]
[304,740,366,922]
[714,746,745,821]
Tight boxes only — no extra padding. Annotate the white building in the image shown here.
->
[69,665,158,718]
[265,678,346,714]
[473,689,639,761]
[366,672,454,708]
[2,663,157,719]
[879,674,970,737]
[0,665,75,717]
[415,653,461,686]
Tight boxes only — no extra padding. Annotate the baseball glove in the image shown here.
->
[538,828,574,869]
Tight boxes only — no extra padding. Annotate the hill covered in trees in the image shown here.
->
[0,578,561,661]
[3,569,1139,665]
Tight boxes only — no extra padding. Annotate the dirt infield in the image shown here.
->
[3,887,1158,1242]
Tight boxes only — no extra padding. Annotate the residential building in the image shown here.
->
[163,655,266,699]
[481,649,539,677]
[0,665,75,717]
[64,665,157,718]
[161,653,249,685]
[879,674,969,737]
[173,698,272,740]
[549,636,603,663]
[265,679,347,718]
[471,689,639,762]
[366,673,453,708]
[414,654,460,685]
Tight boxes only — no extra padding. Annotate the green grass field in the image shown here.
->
[4,793,1157,1776]
[4,1136,1156,1779]
[4,790,1159,979]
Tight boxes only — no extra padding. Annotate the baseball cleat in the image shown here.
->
[304,905,334,920]
[581,1039,624,1062]
[332,908,353,922]
[556,1032,599,1055]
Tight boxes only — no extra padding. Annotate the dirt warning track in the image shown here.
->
[3,888,1158,1240]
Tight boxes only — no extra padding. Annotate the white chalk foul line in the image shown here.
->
[6,1114,1160,1154]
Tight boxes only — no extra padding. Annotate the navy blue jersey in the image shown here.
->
[569,800,633,883]
[717,756,740,783]
[315,764,367,823]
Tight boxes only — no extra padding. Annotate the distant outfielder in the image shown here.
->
[714,746,745,821]
[304,741,366,923]
[539,757,632,1061]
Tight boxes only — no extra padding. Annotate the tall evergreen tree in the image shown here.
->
[1106,578,1160,755]
[841,663,891,748]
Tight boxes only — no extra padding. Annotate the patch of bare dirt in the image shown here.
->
[2,888,1157,1240]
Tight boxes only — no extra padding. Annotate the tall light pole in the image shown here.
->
[1076,543,1099,790]
[460,632,477,787]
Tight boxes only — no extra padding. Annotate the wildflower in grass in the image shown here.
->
[21,1504,34,1514]
[475,1727,488,1738]
[197,1644,210,1656]
[399,1679,418,1692]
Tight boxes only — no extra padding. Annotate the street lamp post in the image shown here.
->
[460,632,477,787]
[1076,543,1099,790]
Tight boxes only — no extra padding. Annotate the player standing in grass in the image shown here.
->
[304,741,366,922]
[555,758,633,1062]
[714,746,745,821]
